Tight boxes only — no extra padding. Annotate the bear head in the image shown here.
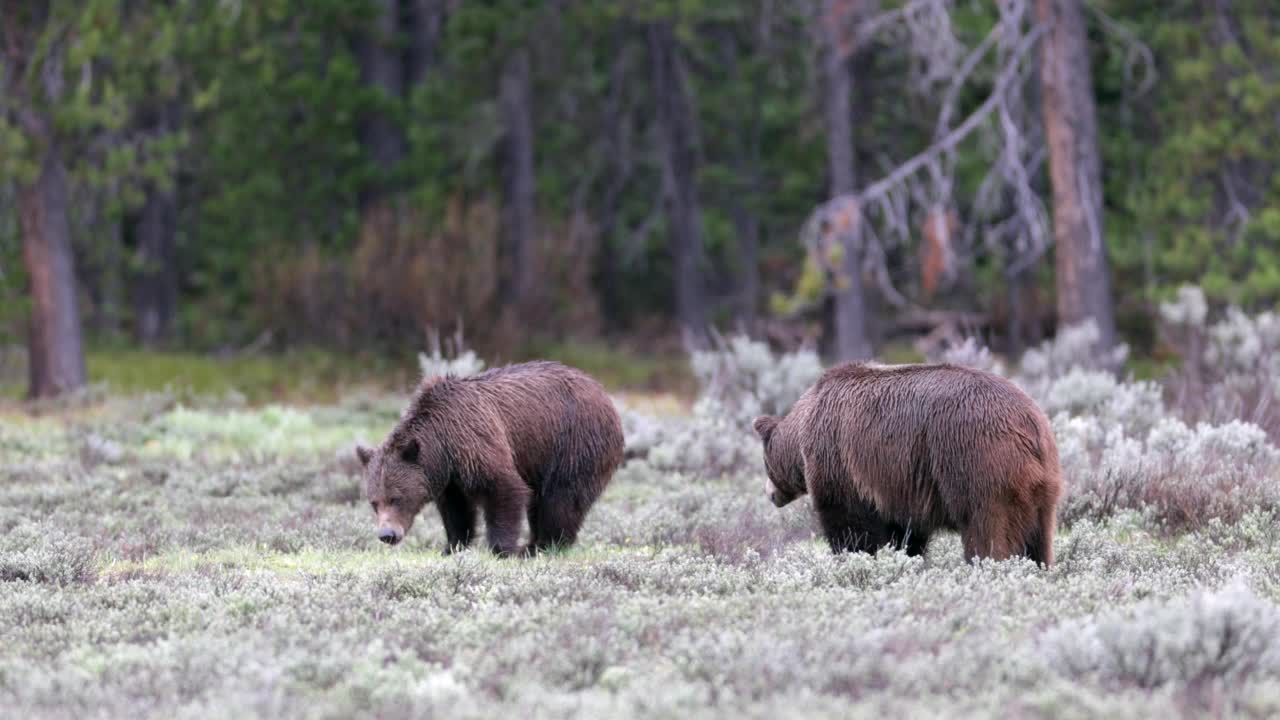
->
[357,435,437,546]
[753,414,806,508]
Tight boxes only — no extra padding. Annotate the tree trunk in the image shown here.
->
[357,0,406,210]
[648,22,708,339]
[81,198,122,338]
[5,0,87,398]
[499,47,537,310]
[595,32,633,331]
[404,0,444,88]
[132,181,179,346]
[20,139,87,399]
[1037,0,1119,351]
[821,0,871,361]
[132,102,181,346]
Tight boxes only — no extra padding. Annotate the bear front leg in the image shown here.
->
[437,482,477,555]
[482,472,532,558]
[815,497,891,555]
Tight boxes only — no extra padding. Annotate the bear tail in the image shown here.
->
[1024,499,1056,568]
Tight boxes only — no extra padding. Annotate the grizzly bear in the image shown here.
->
[357,361,625,557]
[754,362,1061,565]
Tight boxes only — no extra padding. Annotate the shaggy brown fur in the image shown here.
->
[755,362,1061,565]
[752,387,816,508]
[357,361,625,556]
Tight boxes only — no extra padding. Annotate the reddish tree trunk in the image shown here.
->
[5,0,87,398]
[20,138,87,399]
[1037,0,1119,351]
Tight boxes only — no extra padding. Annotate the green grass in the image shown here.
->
[84,348,415,403]
[877,341,927,365]
[519,339,694,393]
[2,342,693,406]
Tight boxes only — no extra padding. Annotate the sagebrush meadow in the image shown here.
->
[2,287,1279,718]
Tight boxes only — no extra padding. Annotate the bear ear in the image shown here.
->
[356,444,374,467]
[753,415,779,442]
[399,438,420,464]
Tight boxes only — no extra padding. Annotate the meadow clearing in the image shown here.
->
[2,288,1280,719]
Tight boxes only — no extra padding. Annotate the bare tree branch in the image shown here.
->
[853,22,1047,207]
[1088,2,1157,98]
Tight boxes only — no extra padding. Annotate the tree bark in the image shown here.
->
[20,139,87,399]
[648,22,708,339]
[499,46,537,310]
[404,0,444,88]
[821,0,872,361]
[1037,0,1119,351]
[132,180,179,346]
[357,0,406,210]
[5,0,88,398]
[132,102,180,346]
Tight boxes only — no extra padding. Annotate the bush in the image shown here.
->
[623,335,822,478]
[0,528,97,585]
[689,335,823,428]
[418,336,486,380]
[1043,583,1280,690]
[937,336,1005,375]
[1018,320,1129,383]
[1160,285,1280,438]
[1056,415,1280,530]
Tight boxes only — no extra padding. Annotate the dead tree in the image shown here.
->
[797,0,1060,356]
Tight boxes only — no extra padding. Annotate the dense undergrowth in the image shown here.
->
[1,286,1279,718]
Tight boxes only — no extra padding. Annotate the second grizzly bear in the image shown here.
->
[754,363,1061,565]
[357,361,624,556]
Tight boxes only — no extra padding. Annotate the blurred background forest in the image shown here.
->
[2,0,1278,401]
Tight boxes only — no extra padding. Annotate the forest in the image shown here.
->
[5,3,1280,718]
[3,0,1278,399]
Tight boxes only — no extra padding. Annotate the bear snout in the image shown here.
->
[377,527,403,545]
[765,478,791,507]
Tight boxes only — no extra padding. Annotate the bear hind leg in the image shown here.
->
[1023,500,1056,567]
[527,499,584,555]
[527,474,609,555]
[437,482,477,555]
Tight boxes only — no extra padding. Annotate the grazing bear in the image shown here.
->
[754,362,1061,565]
[357,361,625,557]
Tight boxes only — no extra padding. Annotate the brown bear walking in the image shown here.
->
[754,363,1061,565]
[357,361,625,557]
